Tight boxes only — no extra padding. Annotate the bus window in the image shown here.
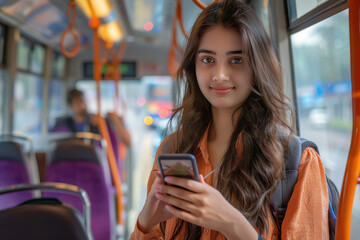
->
[16,37,31,71]
[13,72,43,134]
[291,9,359,237]
[48,53,65,130]
[29,44,45,74]
[13,36,45,134]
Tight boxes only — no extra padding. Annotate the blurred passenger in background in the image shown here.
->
[52,88,131,147]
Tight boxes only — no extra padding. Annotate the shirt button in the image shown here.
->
[271,234,277,240]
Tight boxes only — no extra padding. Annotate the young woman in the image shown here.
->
[131,0,329,239]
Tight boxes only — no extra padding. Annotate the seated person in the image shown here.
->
[52,88,131,147]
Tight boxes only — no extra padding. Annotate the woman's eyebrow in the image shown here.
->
[226,50,243,55]
[197,49,243,55]
[198,49,215,55]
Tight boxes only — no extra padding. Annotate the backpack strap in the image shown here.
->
[271,136,319,235]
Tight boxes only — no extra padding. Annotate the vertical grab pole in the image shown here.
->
[91,16,124,226]
[335,1,360,239]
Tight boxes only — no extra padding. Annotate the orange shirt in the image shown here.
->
[130,130,329,240]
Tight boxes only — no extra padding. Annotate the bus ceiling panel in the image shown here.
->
[116,0,175,46]
[123,0,165,34]
[0,0,91,51]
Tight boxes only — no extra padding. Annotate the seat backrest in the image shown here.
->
[50,139,103,164]
[0,198,89,240]
[0,141,32,209]
[45,140,115,240]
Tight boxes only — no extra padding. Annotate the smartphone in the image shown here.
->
[157,154,200,183]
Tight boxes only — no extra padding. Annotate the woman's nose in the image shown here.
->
[212,62,229,82]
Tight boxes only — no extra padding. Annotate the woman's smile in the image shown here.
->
[210,86,234,95]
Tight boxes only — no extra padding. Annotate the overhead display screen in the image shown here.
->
[83,61,137,79]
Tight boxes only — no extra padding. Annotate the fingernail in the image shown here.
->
[155,193,163,199]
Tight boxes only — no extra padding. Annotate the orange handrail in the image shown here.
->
[335,1,360,239]
[192,0,221,10]
[176,0,188,39]
[90,15,124,225]
[60,1,79,58]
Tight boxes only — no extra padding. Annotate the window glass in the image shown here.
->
[52,52,65,78]
[48,78,63,130]
[291,9,359,237]
[17,37,31,71]
[13,72,43,134]
[288,0,330,22]
[48,52,65,130]
[29,44,45,74]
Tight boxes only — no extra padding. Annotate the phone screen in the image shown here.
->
[158,154,199,181]
[159,159,195,179]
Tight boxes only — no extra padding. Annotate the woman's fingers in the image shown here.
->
[156,182,203,204]
[164,176,206,193]
[163,204,201,226]
[155,192,202,216]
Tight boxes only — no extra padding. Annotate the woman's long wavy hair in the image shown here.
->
[162,0,295,239]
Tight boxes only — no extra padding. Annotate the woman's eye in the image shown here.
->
[201,57,214,64]
[231,58,243,64]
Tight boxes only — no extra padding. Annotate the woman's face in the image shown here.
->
[195,25,252,111]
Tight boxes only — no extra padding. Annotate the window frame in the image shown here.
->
[16,34,46,77]
[286,0,348,34]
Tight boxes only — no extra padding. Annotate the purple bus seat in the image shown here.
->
[106,119,124,181]
[52,125,72,133]
[0,198,89,240]
[45,140,115,240]
[51,116,124,180]
[0,141,32,209]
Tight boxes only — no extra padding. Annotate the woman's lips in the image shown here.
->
[210,86,234,95]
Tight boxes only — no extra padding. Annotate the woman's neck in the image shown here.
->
[207,107,240,169]
[209,107,239,144]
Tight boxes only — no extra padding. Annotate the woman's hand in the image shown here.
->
[155,175,258,240]
[137,170,174,233]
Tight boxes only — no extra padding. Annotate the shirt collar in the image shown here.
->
[197,124,211,164]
